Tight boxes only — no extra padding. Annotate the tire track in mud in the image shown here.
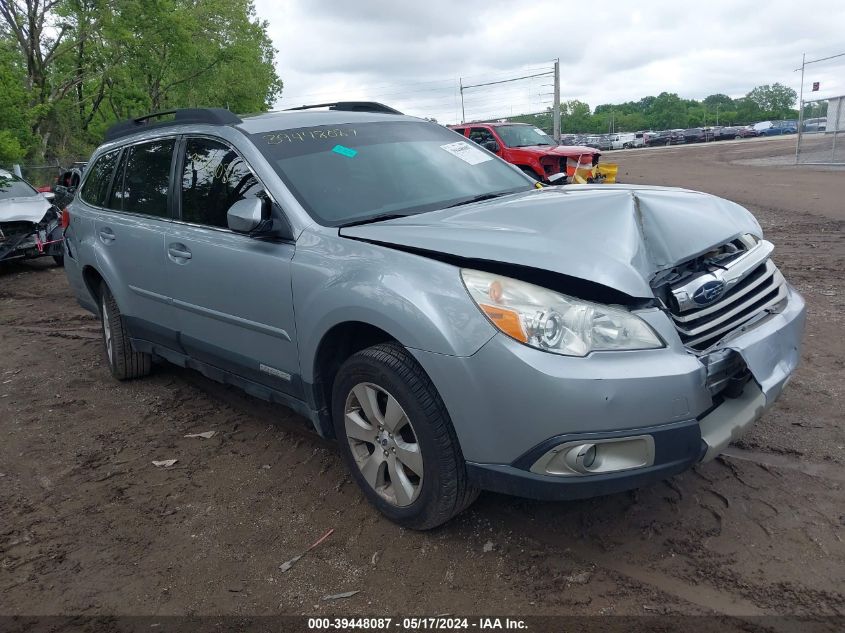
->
[721,447,845,483]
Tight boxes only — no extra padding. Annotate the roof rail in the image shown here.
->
[284,101,403,115]
[104,108,242,142]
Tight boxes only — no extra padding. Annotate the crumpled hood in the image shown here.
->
[339,184,762,298]
[0,196,52,224]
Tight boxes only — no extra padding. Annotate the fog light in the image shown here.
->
[583,444,597,468]
[531,435,656,477]
[564,443,598,474]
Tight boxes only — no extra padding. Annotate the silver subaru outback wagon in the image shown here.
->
[63,104,806,529]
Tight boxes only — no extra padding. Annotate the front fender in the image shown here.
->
[292,230,496,383]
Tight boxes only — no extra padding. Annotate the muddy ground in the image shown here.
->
[1,136,843,629]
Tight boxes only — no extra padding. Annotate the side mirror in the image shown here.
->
[41,191,56,201]
[227,198,264,233]
[482,140,500,153]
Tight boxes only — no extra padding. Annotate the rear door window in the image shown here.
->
[80,150,120,207]
[110,139,175,217]
[179,137,265,229]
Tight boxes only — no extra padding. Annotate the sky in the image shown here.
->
[254,0,845,124]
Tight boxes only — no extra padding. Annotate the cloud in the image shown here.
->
[254,0,845,123]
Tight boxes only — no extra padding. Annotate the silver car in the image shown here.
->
[0,169,64,266]
[63,104,806,529]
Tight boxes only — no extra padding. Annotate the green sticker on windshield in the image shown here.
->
[332,144,358,158]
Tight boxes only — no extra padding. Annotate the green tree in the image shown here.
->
[648,92,687,129]
[703,93,734,110]
[0,39,32,162]
[746,83,797,118]
[0,0,281,163]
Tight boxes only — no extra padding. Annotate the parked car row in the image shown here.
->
[559,119,801,151]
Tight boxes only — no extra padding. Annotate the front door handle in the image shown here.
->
[98,228,115,244]
[167,243,192,262]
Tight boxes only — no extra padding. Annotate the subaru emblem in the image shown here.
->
[692,280,726,306]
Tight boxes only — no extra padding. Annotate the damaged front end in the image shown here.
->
[0,208,64,264]
[651,232,805,461]
[340,184,806,474]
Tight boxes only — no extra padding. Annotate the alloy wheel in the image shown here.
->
[344,382,423,507]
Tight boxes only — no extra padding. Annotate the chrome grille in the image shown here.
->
[669,257,787,352]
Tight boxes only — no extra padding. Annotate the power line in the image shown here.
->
[793,51,845,71]
[278,62,555,105]
[461,71,554,90]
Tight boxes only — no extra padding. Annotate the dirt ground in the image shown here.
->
[1,136,843,628]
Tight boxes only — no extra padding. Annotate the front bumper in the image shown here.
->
[411,284,806,500]
[0,218,64,262]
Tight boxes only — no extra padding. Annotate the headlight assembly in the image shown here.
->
[461,269,663,356]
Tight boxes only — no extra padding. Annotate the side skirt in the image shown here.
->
[130,338,322,432]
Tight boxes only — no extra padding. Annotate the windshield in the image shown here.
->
[495,125,556,147]
[0,173,38,200]
[252,121,532,226]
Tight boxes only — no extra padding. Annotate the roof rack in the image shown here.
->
[104,108,242,142]
[284,101,403,115]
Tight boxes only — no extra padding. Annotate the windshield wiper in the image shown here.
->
[444,191,515,209]
[339,213,411,228]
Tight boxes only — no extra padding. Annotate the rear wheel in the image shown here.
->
[332,343,478,529]
[100,282,151,380]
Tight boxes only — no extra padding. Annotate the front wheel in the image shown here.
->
[332,343,478,529]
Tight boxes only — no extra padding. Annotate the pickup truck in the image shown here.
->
[449,122,600,183]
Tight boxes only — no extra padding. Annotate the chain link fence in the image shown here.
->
[796,52,845,165]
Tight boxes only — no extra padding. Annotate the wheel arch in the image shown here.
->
[309,320,401,439]
[82,265,106,311]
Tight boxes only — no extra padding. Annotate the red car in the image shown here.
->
[449,122,600,183]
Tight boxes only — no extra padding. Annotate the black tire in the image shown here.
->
[332,342,478,530]
[53,255,64,267]
[99,282,152,380]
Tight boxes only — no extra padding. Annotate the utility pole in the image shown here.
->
[459,77,466,124]
[716,104,720,126]
[553,58,560,142]
[795,53,805,164]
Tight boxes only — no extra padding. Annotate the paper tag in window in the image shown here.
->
[533,128,546,135]
[440,141,493,165]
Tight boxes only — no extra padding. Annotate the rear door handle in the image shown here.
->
[98,228,115,243]
[167,243,192,262]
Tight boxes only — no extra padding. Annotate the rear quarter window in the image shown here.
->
[80,150,120,207]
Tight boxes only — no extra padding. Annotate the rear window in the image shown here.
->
[80,150,119,207]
